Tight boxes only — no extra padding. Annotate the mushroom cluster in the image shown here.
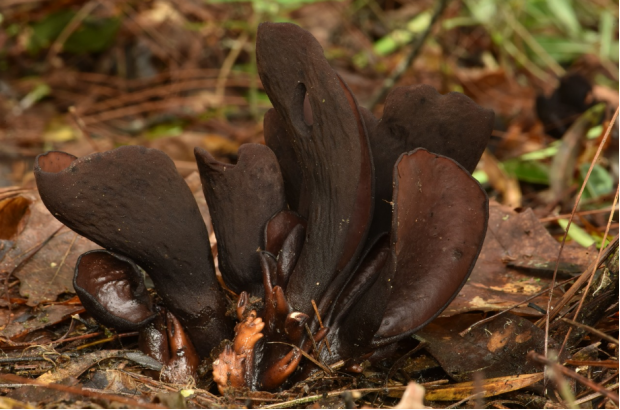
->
[34,23,493,392]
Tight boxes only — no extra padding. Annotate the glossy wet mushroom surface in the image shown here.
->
[34,22,493,392]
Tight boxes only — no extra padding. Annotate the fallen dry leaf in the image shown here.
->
[425,372,544,401]
[444,201,594,316]
[417,313,558,382]
[0,189,99,306]
[37,350,162,384]
[0,304,84,341]
[0,195,30,240]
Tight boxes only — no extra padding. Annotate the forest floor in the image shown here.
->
[0,0,618,408]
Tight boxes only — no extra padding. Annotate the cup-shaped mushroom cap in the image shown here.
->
[364,85,494,237]
[74,250,155,331]
[195,144,286,298]
[34,146,232,356]
[257,22,374,315]
[373,148,488,343]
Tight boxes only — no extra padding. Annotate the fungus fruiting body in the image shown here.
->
[34,23,493,390]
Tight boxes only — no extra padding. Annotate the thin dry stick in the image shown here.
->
[368,0,449,109]
[311,299,324,328]
[76,332,139,350]
[261,382,445,409]
[266,341,332,376]
[543,107,619,360]
[538,235,618,325]
[565,360,619,369]
[215,31,249,104]
[460,276,575,337]
[385,342,427,386]
[311,299,331,353]
[558,185,619,356]
[0,373,164,409]
[528,352,619,405]
[48,232,78,286]
[561,318,620,345]
[79,79,252,114]
[575,383,620,406]
[68,106,101,152]
[539,205,619,223]
[80,95,248,125]
[46,0,99,65]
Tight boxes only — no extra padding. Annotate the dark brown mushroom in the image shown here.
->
[194,144,286,297]
[35,22,494,394]
[362,85,494,238]
[76,251,199,384]
[138,306,200,384]
[318,149,488,360]
[34,146,233,356]
[256,22,375,316]
[373,148,488,344]
[263,109,306,216]
[159,310,200,384]
[74,250,155,331]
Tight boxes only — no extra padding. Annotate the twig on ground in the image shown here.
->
[76,332,140,350]
[561,318,619,345]
[542,107,619,361]
[539,205,619,223]
[574,383,620,406]
[260,382,447,409]
[46,1,100,66]
[68,107,101,152]
[538,235,618,326]
[558,185,619,356]
[215,32,249,105]
[528,352,619,405]
[460,277,575,337]
[0,373,165,409]
[368,0,450,110]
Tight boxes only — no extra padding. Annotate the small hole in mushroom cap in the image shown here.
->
[37,151,75,173]
[303,92,313,126]
[293,82,313,128]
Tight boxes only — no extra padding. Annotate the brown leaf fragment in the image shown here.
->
[0,195,30,240]
[82,370,139,395]
[490,206,595,271]
[6,376,78,407]
[416,313,561,382]
[445,201,594,316]
[37,350,162,384]
[424,373,544,401]
[0,190,99,306]
[0,304,84,341]
[15,229,98,306]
